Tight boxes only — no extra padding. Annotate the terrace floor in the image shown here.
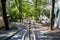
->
[0,22,60,40]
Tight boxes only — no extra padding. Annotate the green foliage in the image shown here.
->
[43,8,50,18]
[10,6,19,21]
[11,23,18,30]
[6,0,50,21]
[31,16,35,20]
[6,0,19,21]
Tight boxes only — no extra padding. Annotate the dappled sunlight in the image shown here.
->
[1,0,60,40]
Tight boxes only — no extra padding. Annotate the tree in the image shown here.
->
[19,0,23,22]
[6,0,19,21]
[35,0,50,21]
[1,0,9,30]
[0,0,1,10]
[22,0,35,19]
[6,0,50,22]
[51,0,55,30]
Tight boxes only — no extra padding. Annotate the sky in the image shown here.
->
[28,0,32,2]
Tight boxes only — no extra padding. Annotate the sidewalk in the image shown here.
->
[0,29,19,40]
[1,22,60,40]
[0,22,24,40]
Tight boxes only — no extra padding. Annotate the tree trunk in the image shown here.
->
[1,0,9,30]
[51,0,55,30]
[35,0,37,22]
[19,0,23,22]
